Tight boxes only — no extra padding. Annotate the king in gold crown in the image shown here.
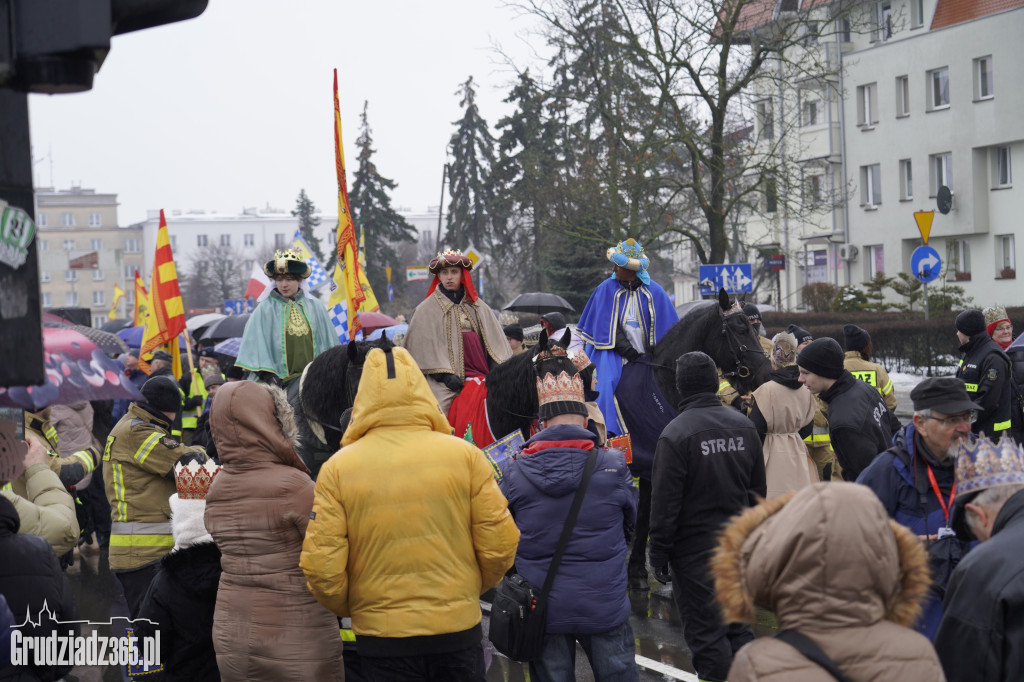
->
[955,434,1024,496]
[174,459,222,500]
[537,371,585,407]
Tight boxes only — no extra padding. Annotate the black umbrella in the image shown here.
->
[102,318,133,333]
[42,321,130,355]
[200,314,251,342]
[502,292,575,316]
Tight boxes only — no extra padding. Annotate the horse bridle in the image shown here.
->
[720,309,764,381]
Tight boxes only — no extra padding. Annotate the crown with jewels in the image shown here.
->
[265,248,311,278]
[536,370,585,407]
[955,434,1024,496]
[174,459,222,500]
[428,248,473,273]
[533,343,569,364]
[569,349,593,373]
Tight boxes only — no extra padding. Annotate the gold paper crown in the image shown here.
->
[955,434,1024,496]
[983,304,1009,327]
[174,459,222,500]
[428,248,473,273]
[536,370,585,407]
[569,349,592,373]
[533,344,569,364]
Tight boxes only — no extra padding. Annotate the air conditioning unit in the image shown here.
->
[838,244,859,261]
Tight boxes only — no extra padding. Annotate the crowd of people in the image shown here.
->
[1,239,1023,682]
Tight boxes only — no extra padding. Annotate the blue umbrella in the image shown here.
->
[213,337,243,358]
[366,324,408,341]
[116,326,188,351]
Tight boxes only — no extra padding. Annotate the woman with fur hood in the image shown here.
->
[712,482,945,681]
[204,381,343,681]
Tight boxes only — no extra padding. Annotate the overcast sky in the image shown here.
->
[28,1,543,225]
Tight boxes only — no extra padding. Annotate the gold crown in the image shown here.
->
[536,370,585,407]
[955,434,1024,495]
[569,349,592,373]
[533,344,569,364]
[174,459,222,500]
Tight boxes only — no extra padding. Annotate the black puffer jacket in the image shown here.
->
[0,495,77,682]
[135,542,222,682]
[819,371,900,481]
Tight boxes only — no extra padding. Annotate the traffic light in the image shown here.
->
[0,0,208,93]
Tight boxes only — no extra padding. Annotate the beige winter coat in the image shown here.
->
[204,381,343,682]
[713,482,945,682]
[751,374,818,499]
[1,463,78,555]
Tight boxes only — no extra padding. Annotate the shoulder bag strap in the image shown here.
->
[774,630,854,682]
[540,448,598,598]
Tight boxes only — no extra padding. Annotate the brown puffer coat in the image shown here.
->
[713,482,945,682]
[204,381,343,682]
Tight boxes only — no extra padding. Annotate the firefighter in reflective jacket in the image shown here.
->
[804,398,842,481]
[842,324,897,411]
[955,310,1015,438]
[103,375,205,616]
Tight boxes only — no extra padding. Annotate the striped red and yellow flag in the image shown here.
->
[141,209,186,357]
[333,68,366,340]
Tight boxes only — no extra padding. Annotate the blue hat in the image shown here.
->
[607,238,651,285]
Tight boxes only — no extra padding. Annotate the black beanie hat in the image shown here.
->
[503,323,524,343]
[676,351,719,397]
[141,375,182,414]
[843,324,871,352]
[787,324,813,346]
[797,338,845,380]
[541,312,567,330]
[743,303,761,321]
[955,309,986,337]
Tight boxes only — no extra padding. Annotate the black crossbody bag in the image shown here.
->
[775,630,854,682]
[488,449,598,662]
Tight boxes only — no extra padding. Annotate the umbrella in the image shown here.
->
[116,326,188,351]
[366,324,409,342]
[102,318,133,333]
[502,292,575,316]
[186,313,226,332]
[200,314,251,342]
[42,320,130,356]
[0,327,145,410]
[213,337,243,358]
[358,311,399,333]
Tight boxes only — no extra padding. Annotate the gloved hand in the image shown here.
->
[652,563,672,585]
[433,373,464,393]
[622,347,641,363]
[731,395,749,413]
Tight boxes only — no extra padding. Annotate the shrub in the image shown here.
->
[802,282,835,312]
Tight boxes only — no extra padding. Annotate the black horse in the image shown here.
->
[289,335,393,478]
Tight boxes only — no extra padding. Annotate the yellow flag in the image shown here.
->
[133,271,151,327]
[108,284,126,320]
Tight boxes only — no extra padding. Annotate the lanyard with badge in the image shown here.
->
[926,464,957,539]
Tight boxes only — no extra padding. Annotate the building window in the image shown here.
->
[92,269,104,281]
[88,212,101,227]
[40,271,50,283]
[244,259,254,272]
[124,265,135,280]
[39,239,48,251]
[839,17,851,42]
[896,76,910,117]
[92,291,105,306]
[124,239,140,253]
[997,234,1015,278]
[42,293,51,307]
[911,0,925,27]
[900,159,913,200]
[974,56,994,100]
[220,234,231,247]
[928,67,950,110]
[993,146,1012,188]
[65,291,78,306]
[930,152,952,195]
[861,164,882,207]
[805,173,823,205]
[63,239,75,251]
[197,234,208,247]
[877,1,892,41]
[802,22,818,46]
[947,238,971,280]
[61,212,74,226]
[37,213,47,227]
[756,101,773,140]
[170,235,177,252]
[274,233,287,248]
[244,233,255,247]
[857,84,878,127]
[865,244,885,279]
[765,176,778,213]
[90,238,102,250]
[65,269,77,282]
[93,315,107,328]
[802,99,819,126]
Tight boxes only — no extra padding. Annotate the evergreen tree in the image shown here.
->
[445,76,498,251]
[292,189,325,263]
[349,101,418,303]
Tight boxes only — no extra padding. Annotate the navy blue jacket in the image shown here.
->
[857,422,972,640]
[500,424,637,635]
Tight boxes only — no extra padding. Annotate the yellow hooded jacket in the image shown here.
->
[300,346,519,644]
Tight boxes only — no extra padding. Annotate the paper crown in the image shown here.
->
[569,349,592,373]
[607,238,649,273]
[955,434,1024,496]
[264,249,311,278]
[533,343,569,364]
[174,459,222,500]
[428,248,473,274]
[536,370,585,408]
[983,305,1009,327]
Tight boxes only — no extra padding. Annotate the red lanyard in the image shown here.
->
[926,464,956,524]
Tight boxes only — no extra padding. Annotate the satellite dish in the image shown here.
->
[937,185,953,215]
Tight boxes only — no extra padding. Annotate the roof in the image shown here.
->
[932,0,1024,29]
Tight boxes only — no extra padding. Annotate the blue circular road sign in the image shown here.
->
[911,245,942,283]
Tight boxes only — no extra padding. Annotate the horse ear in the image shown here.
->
[377,333,394,351]
[538,328,549,350]
[347,340,359,363]
[558,328,571,348]
[718,288,731,310]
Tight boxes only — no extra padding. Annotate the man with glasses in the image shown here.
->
[954,309,1015,440]
[858,376,979,640]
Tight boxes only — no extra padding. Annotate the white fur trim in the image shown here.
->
[169,494,214,551]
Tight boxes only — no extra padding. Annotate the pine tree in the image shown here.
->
[292,189,324,263]
[349,101,418,303]
[445,76,497,251]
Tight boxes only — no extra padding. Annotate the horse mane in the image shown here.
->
[486,330,563,441]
